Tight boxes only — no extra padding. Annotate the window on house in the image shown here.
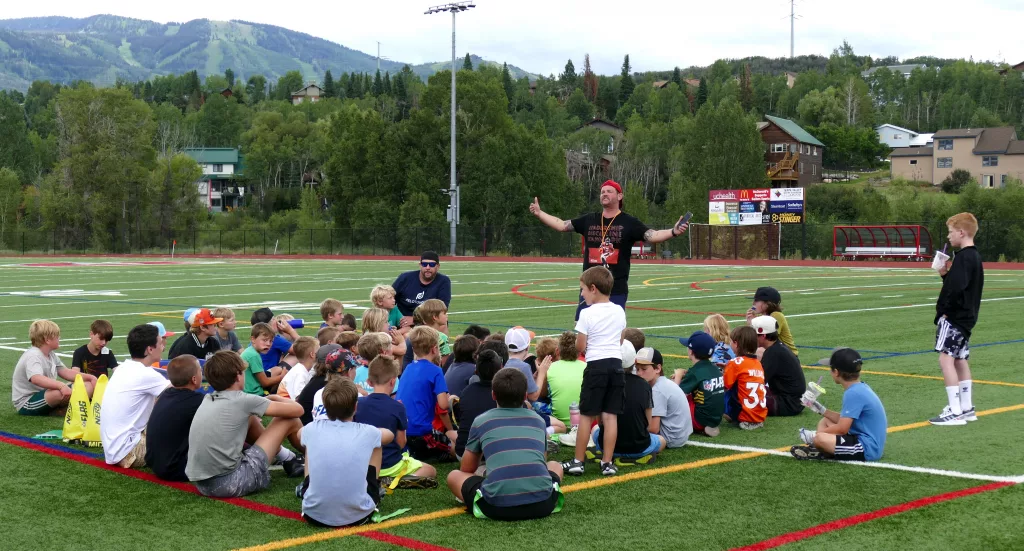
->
[983,156,998,167]
[813,147,818,156]
[607,138,615,153]
[981,175,994,188]
[211,182,222,192]
[211,197,222,207]
[812,164,816,175]
[772,144,786,153]
[937,139,953,150]
[213,164,224,172]
[1001,175,1007,187]
[937,157,953,168]
[893,134,901,140]
[799,162,804,173]
[910,159,918,165]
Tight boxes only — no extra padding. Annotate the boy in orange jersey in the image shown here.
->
[722,326,766,430]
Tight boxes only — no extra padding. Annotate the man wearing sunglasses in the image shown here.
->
[391,251,452,329]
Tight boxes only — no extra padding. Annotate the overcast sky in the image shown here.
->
[4,0,1021,75]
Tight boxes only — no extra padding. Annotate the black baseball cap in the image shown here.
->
[251,307,274,325]
[818,347,863,373]
[751,286,782,304]
[420,251,440,263]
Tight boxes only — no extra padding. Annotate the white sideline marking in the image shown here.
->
[686,441,1021,484]
[0,345,72,358]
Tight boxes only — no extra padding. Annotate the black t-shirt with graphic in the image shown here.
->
[72,345,119,377]
[571,211,650,296]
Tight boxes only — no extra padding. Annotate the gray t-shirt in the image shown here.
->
[301,420,382,526]
[652,376,693,448]
[12,347,65,409]
[186,390,270,481]
[505,358,539,394]
[212,331,242,353]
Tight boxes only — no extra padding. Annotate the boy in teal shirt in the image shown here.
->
[674,331,726,437]
[242,323,285,395]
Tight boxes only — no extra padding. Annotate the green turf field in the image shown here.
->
[2,257,1023,551]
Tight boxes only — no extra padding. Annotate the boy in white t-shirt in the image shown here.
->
[561,266,627,477]
[278,337,318,399]
[101,323,171,468]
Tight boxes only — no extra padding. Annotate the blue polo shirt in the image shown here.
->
[392,270,452,317]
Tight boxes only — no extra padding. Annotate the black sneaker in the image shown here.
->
[283,456,305,478]
[562,458,585,476]
[600,461,618,476]
[790,445,825,461]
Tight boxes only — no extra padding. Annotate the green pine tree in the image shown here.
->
[323,70,335,98]
[372,70,383,96]
[697,76,709,110]
[619,55,635,107]
[463,53,473,71]
[383,72,392,96]
[224,68,235,88]
[501,62,515,109]
[671,66,682,89]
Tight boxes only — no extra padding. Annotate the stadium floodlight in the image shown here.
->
[425,1,475,256]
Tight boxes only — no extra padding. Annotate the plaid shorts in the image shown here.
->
[195,446,271,498]
[935,317,970,360]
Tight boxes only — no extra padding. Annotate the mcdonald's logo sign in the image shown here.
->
[739,189,752,200]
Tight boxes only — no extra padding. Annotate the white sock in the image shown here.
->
[959,380,973,411]
[945,386,962,415]
[276,447,296,462]
[546,426,555,436]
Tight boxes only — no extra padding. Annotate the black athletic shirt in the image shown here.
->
[613,373,655,455]
[761,343,806,416]
[145,387,204,482]
[571,211,650,296]
[935,246,984,337]
[167,333,221,361]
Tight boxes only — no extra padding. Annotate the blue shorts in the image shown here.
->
[591,428,661,459]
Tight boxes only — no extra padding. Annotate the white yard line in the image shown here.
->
[686,441,1021,484]
[0,344,72,358]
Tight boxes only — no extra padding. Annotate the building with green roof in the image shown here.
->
[183,148,245,212]
[757,115,824,188]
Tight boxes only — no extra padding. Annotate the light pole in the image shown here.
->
[425,1,475,256]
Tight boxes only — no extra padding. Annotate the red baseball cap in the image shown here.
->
[601,180,623,194]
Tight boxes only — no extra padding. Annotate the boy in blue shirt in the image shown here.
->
[791,348,887,461]
[395,325,457,461]
[250,307,297,370]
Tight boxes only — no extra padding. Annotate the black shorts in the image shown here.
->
[832,434,866,461]
[302,465,382,527]
[579,358,625,416]
[407,430,456,462]
[460,471,561,521]
[935,317,970,360]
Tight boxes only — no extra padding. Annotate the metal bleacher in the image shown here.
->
[833,225,933,261]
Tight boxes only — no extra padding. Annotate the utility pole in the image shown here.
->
[377,41,381,72]
[425,1,475,256]
[790,0,795,59]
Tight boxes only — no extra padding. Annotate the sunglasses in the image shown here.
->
[420,261,438,268]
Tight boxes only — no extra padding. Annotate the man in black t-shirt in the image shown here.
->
[146,356,205,481]
[530,179,691,319]
[753,316,806,416]
[168,308,222,361]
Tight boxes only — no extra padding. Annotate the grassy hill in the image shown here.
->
[0,15,536,91]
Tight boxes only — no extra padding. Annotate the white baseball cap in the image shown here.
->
[621,340,636,370]
[751,315,778,336]
[504,326,535,352]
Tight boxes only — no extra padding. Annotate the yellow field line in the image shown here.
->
[235,403,1024,551]
[802,365,1024,389]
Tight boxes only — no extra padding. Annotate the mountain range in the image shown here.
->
[0,15,537,91]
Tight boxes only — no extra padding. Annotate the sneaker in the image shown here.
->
[790,445,825,460]
[798,428,816,445]
[546,437,560,455]
[283,456,305,478]
[562,458,585,476]
[396,475,438,490]
[929,406,967,426]
[739,422,764,430]
[962,407,978,422]
[703,426,720,437]
[558,426,578,447]
[600,461,618,476]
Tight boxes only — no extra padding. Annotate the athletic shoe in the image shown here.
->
[798,428,816,445]
[546,436,560,455]
[929,406,967,426]
[396,475,438,490]
[703,426,720,437]
[739,422,764,430]
[562,458,585,476]
[283,456,305,478]
[600,461,618,476]
[962,407,978,422]
[790,445,825,460]
[558,426,578,447]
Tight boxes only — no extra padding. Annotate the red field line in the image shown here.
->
[0,433,455,551]
[6,252,1023,270]
[730,481,1016,551]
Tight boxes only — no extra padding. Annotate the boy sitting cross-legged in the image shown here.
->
[242,323,286,395]
[302,377,395,528]
[589,346,666,465]
[395,325,457,461]
[675,331,726,437]
[446,367,565,521]
[146,355,205,481]
[722,326,767,430]
[634,348,692,448]
[278,337,319,400]
[355,356,438,490]
[455,349,502,459]
[72,319,118,378]
[13,319,96,415]
[187,350,305,498]
[792,348,888,461]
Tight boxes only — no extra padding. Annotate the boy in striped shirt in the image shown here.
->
[446,368,565,520]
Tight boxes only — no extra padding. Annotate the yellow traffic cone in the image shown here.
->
[62,375,90,443]
[83,374,108,447]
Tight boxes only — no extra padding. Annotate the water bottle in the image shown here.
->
[569,402,580,429]
[288,319,305,329]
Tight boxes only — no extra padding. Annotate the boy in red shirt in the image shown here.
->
[722,326,766,430]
